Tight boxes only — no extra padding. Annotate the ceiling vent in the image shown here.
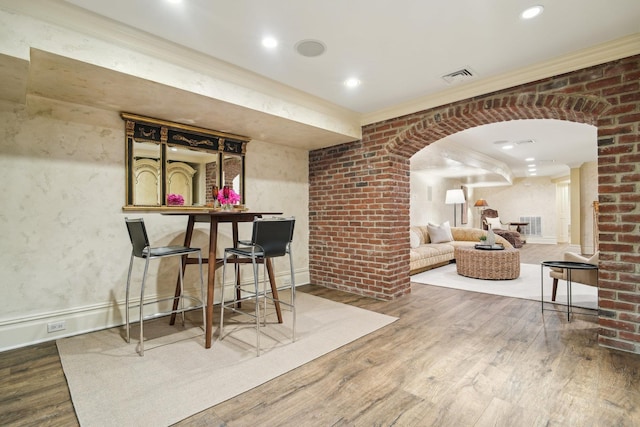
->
[442,68,476,84]
[515,139,535,145]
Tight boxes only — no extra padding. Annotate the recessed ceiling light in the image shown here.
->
[525,157,535,162]
[262,37,278,49]
[502,144,514,150]
[521,5,544,19]
[344,78,361,88]
[529,172,537,176]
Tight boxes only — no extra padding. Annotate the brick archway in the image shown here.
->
[386,92,608,159]
[310,55,640,353]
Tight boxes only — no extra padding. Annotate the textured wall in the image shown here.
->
[0,100,309,350]
[474,176,560,242]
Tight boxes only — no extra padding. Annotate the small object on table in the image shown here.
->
[474,243,504,250]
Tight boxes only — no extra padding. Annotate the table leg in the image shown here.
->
[170,216,195,325]
[567,269,572,322]
[205,219,218,348]
[540,264,544,313]
[266,258,283,323]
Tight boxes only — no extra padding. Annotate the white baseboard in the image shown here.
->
[525,236,557,244]
[0,270,310,352]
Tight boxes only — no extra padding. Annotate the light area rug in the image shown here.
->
[57,292,397,427]
[412,262,598,310]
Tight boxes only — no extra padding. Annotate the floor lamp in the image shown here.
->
[474,199,489,228]
[445,189,465,227]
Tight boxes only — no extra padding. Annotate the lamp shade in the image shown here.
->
[445,189,465,204]
[474,199,489,207]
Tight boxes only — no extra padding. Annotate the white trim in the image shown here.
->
[525,236,558,245]
[0,270,310,352]
[363,33,640,125]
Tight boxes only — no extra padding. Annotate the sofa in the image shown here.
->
[410,225,513,275]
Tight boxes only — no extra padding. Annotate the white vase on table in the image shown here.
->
[486,227,496,246]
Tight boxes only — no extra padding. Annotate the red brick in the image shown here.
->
[309,54,640,346]
[599,337,637,352]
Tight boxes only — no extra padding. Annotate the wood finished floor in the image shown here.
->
[2,244,638,427]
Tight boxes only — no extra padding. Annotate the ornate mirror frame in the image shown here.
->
[122,113,249,210]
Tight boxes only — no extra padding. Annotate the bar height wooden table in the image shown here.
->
[164,209,283,348]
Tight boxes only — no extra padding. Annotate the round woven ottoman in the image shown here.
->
[454,246,520,280]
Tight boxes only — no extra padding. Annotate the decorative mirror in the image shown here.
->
[122,113,249,209]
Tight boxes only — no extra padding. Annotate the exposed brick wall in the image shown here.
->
[309,54,640,354]
[205,161,217,204]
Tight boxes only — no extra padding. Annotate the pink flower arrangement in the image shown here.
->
[217,186,240,205]
[167,193,184,206]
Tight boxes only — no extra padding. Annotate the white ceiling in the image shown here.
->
[60,0,640,114]
[411,119,598,186]
[2,0,640,182]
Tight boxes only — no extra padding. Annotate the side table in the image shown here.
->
[540,260,598,321]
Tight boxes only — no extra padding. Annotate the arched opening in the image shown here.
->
[410,119,598,250]
[309,54,640,353]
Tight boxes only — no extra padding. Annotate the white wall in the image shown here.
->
[410,173,469,227]
[474,177,559,243]
[0,100,310,351]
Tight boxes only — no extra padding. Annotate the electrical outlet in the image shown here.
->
[47,321,66,333]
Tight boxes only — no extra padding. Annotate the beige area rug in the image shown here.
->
[412,262,598,310]
[57,292,397,427]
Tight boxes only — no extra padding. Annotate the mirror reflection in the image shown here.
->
[132,140,161,205]
[222,153,244,199]
[166,144,218,206]
[123,113,248,209]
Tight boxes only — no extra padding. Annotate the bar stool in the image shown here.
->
[219,217,296,356]
[124,217,205,356]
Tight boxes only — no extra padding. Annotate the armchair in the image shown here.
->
[549,252,598,301]
[480,208,525,248]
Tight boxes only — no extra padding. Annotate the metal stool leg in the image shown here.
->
[139,258,150,356]
[125,252,134,344]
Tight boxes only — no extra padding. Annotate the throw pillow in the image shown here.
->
[427,221,454,243]
[409,230,421,249]
[486,217,503,229]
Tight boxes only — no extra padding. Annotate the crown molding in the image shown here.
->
[362,33,640,125]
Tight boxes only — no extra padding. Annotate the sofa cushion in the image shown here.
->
[410,243,455,273]
[486,217,503,229]
[409,229,421,249]
[427,221,454,243]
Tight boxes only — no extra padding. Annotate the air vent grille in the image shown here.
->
[442,68,476,84]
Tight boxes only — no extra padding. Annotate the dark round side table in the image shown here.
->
[540,260,598,321]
